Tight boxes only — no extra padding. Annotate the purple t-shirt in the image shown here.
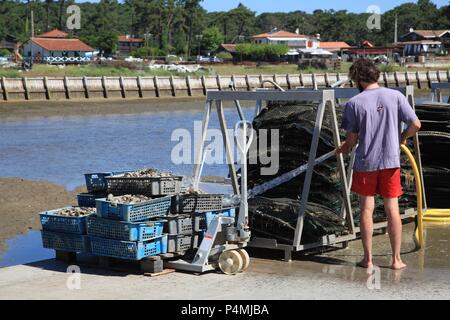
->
[341,87,418,172]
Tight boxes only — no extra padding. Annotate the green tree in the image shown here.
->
[201,26,224,52]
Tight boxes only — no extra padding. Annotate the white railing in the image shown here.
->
[43,56,92,64]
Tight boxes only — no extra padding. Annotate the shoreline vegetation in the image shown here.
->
[1,62,450,78]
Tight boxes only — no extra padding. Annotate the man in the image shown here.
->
[337,59,421,270]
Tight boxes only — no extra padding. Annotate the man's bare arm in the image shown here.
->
[336,132,358,155]
[401,118,421,145]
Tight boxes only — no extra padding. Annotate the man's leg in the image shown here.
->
[384,197,407,270]
[359,195,375,268]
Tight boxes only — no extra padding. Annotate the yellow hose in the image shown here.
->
[400,144,424,249]
[423,209,450,222]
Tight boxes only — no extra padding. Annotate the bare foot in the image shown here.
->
[391,261,407,270]
[357,259,373,269]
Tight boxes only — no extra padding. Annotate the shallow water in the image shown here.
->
[0,231,53,267]
[0,106,254,190]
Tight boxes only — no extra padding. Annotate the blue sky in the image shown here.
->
[202,0,448,13]
[77,1,449,13]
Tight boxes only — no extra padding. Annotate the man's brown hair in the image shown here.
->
[348,58,380,84]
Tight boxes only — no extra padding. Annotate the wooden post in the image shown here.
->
[311,73,317,89]
[324,73,329,87]
[186,76,192,96]
[154,76,160,97]
[231,74,236,90]
[1,76,8,101]
[382,72,388,87]
[246,74,251,91]
[119,76,126,98]
[169,75,176,97]
[259,74,263,88]
[286,74,291,90]
[216,75,222,90]
[299,73,304,87]
[426,70,431,89]
[101,76,108,98]
[437,70,441,83]
[63,76,71,99]
[82,76,89,99]
[447,70,450,82]
[22,77,29,100]
[405,72,410,86]
[137,76,143,98]
[43,76,50,100]
[394,71,399,87]
[416,71,422,89]
[201,75,207,95]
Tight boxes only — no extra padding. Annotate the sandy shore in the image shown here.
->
[0,178,85,251]
[0,97,209,120]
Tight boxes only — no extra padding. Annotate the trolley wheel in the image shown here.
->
[237,249,250,272]
[218,250,243,275]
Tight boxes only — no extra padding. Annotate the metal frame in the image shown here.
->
[192,86,425,262]
[431,82,450,103]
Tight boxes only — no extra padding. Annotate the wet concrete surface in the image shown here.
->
[0,222,448,299]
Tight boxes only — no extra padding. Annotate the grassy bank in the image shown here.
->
[1,61,450,78]
[0,62,350,78]
[0,64,209,78]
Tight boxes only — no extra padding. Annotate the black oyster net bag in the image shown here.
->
[247,101,418,244]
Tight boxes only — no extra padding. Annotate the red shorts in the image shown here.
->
[351,168,403,198]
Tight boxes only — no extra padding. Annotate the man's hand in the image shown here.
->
[400,132,408,145]
[336,142,351,155]
[337,132,359,155]
[401,118,421,145]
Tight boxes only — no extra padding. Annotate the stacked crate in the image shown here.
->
[85,171,185,260]
[166,193,236,253]
[77,172,129,208]
[40,169,238,266]
[88,196,172,260]
[40,207,94,254]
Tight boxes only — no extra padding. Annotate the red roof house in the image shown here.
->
[22,28,95,63]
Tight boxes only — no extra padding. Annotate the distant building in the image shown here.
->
[22,29,95,64]
[118,35,144,55]
[218,44,237,54]
[398,29,450,55]
[348,40,397,58]
[0,35,19,52]
[252,30,320,49]
[318,41,351,52]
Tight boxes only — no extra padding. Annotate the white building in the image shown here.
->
[252,30,320,49]
[22,29,95,64]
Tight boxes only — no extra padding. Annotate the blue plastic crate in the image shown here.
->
[77,193,107,208]
[41,231,91,253]
[39,207,94,235]
[87,216,165,241]
[96,195,172,222]
[84,171,130,192]
[90,235,168,260]
[196,207,236,231]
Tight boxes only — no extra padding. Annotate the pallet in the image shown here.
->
[54,249,181,276]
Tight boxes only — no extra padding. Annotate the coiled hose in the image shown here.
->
[417,131,450,223]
